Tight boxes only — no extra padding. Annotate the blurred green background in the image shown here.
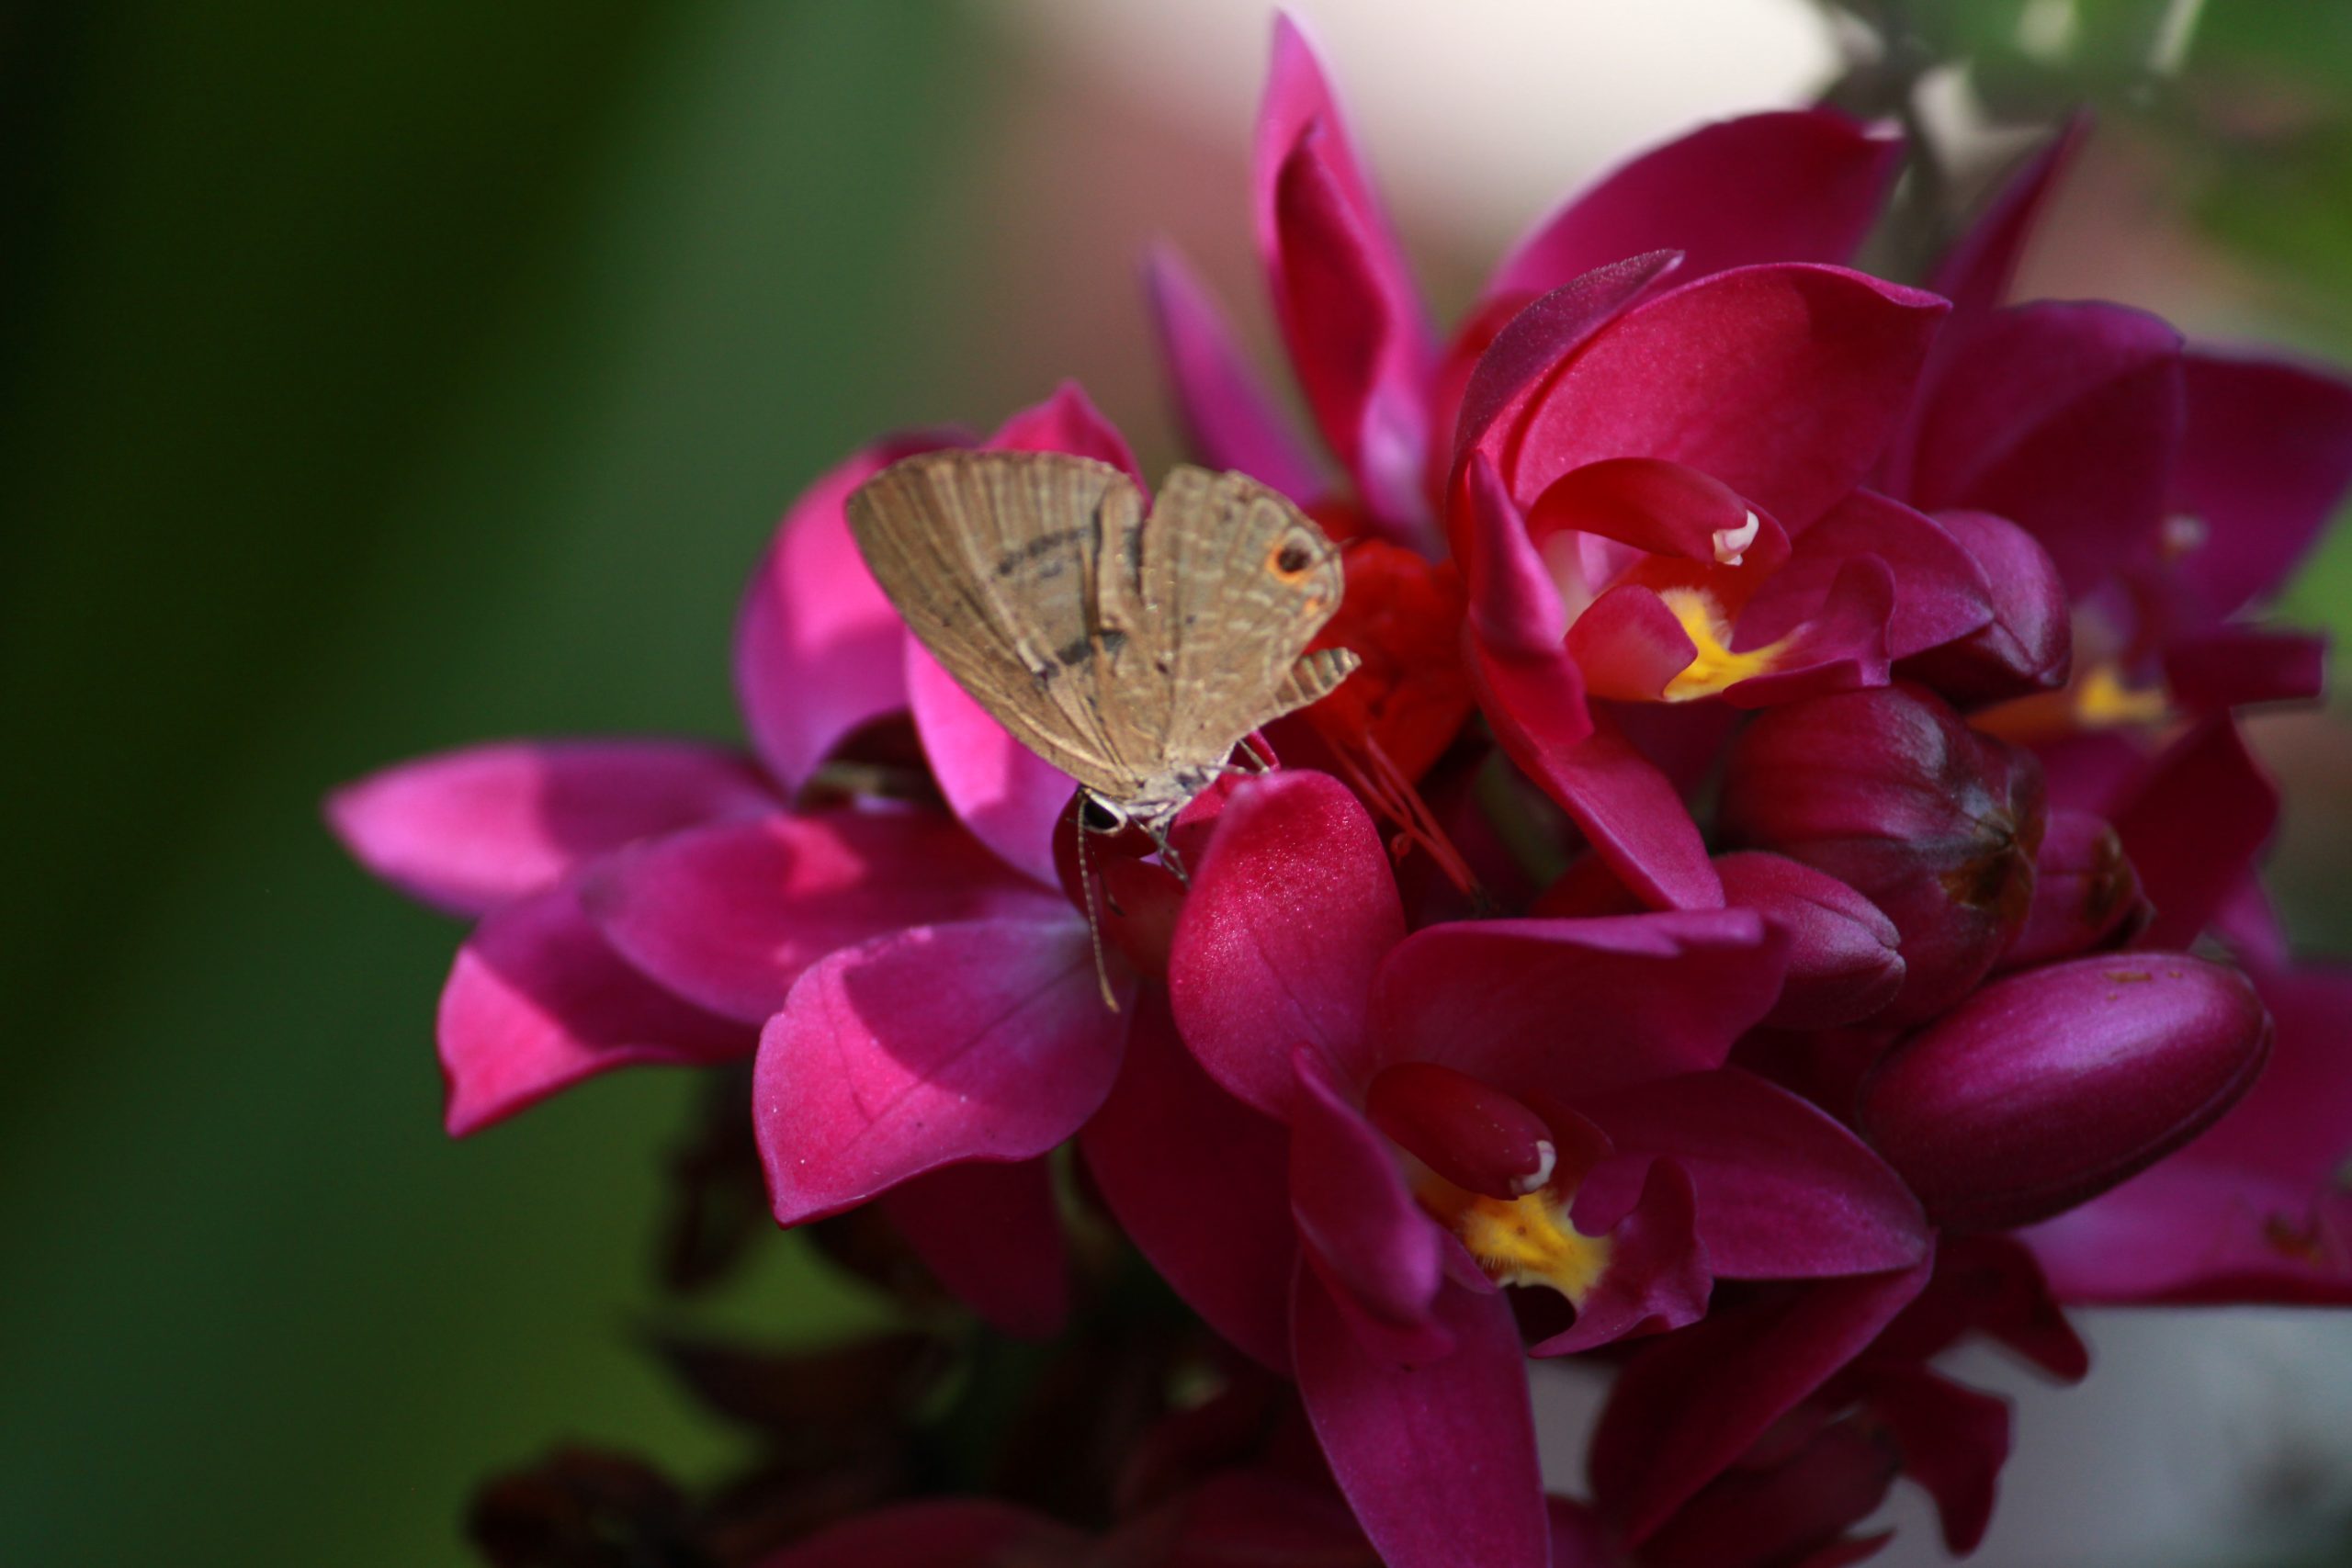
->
[5,3,2352,1564]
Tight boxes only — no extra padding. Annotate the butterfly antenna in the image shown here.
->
[1073,795,1121,1012]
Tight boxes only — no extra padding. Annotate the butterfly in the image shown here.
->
[847,447,1358,876]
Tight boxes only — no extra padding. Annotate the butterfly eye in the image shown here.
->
[1268,531,1319,582]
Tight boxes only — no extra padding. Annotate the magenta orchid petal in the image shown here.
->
[1168,771,1403,1119]
[1928,113,2089,324]
[1566,584,1701,703]
[1745,491,1994,660]
[1720,556,1895,709]
[1893,508,2071,701]
[985,378,1148,491]
[1450,253,1683,504]
[1290,1050,1446,1339]
[754,918,1129,1224]
[734,433,967,791]
[2162,626,2328,712]
[2171,345,2352,620]
[583,808,1067,1023]
[2111,716,2279,950]
[1490,110,1900,303]
[1905,300,2185,592]
[1528,457,1759,563]
[1589,1258,1933,1545]
[1863,1366,2010,1554]
[2024,1159,2352,1306]
[1295,1268,1550,1568]
[1576,1069,1929,1280]
[1257,15,1435,530]
[437,880,751,1136]
[1081,992,1298,1372]
[1507,265,1949,531]
[750,1498,1085,1568]
[1636,1422,1900,1568]
[1371,909,1781,1100]
[327,740,774,919]
[1534,1157,1711,1355]
[907,639,1076,888]
[1144,245,1327,502]
[876,1156,1069,1340]
[2195,966,2352,1181]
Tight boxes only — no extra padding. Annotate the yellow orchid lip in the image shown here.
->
[1657,586,1788,702]
[1414,1169,1612,1304]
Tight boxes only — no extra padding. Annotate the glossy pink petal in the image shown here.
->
[327,740,774,918]
[1533,1158,1711,1355]
[437,880,751,1136]
[1507,265,1948,532]
[1295,1269,1550,1568]
[1291,1053,1446,1348]
[1894,509,2071,702]
[735,433,966,791]
[1168,771,1403,1119]
[986,379,1147,491]
[1905,300,2183,592]
[1372,909,1781,1100]
[1742,491,1994,660]
[1715,852,1905,1030]
[749,1499,1085,1568]
[877,1156,1069,1339]
[1257,15,1434,529]
[583,808,1068,1023]
[2110,717,2278,950]
[2171,346,2352,619]
[1520,710,1723,911]
[1144,245,1326,501]
[2163,627,2327,712]
[907,640,1075,888]
[754,918,1129,1224]
[1489,111,1899,302]
[1527,457,1758,563]
[1566,585,1700,703]
[1576,1069,1929,1280]
[1719,557,1894,709]
[1589,1259,1932,1545]
[1081,992,1298,1372]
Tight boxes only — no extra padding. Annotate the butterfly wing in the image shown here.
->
[1112,466,1355,790]
[846,450,1154,796]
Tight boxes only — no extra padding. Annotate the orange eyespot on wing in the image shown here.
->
[1267,528,1322,583]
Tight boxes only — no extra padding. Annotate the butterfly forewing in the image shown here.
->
[846,451,1354,824]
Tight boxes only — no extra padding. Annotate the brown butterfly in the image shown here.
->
[847,447,1358,873]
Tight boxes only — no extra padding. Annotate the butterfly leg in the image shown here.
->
[1143,814,1189,886]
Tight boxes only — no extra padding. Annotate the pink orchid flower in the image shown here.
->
[1089,770,1928,1568]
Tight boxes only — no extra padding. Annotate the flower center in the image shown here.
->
[1657,587,1786,701]
[1414,1172,1613,1303]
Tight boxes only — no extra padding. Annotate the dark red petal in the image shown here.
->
[2110,717,2278,951]
[877,1157,1069,1340]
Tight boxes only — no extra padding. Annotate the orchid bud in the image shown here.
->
[1721,683,2045,1026]
[1895,510,2071,705]
[1858,955,2272,1232]
[1997,809,2152,973]
[1715,852,1905,1029]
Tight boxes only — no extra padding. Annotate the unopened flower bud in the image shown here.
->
[1896,510,2071,705]
[1715,852,1905,1029]
[1858,955,2271,1232]
[1997,810,2151,972]
[1721,683,2045,1025]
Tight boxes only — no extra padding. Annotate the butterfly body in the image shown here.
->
[846,451,1359,841]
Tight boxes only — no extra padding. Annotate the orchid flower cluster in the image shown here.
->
[332,17,2352,1568]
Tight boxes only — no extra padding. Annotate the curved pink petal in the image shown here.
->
[907,639,1076,888]
[2022,1159,2352,1305]
[2171,346,2352,620]
[1295,1269,1550,1568]
[1081,992,1298,1372]
[437,880,751,1136]
[2162,627,2327,712]
[1743,491,1994,660]
[754,918,1129,1224]
[1905,300,2184,592]
[1720,556,1895,709]
[749,1499,1085,1568]
[986,378,1147,491]
[1490,111,1900,303]
[1291,1052,1445,1342]
[1144,245,1327,501]
[1533,1158,1711,1356]
[327,740,774,919]
[1257,15,1434,530]
[1589,1258,1932,1545]
[1865,1366,2009,1555]
[1168,771,1403,1119]
[1529,456,1764,566]
[2198,966,2352,1184]
[2110,716,2278,950]
[1893,508,2071,702]
[582,807,1065,1023]
[1498,711,1723,911]
[1576,1069,1929,1280]
[735,433,967,791]
[1928,112,2088,325]
[877,1156,1069,1339]
[1371,909,1780,1100]
[1566,585,1700,703]
[1507,265,1948,532]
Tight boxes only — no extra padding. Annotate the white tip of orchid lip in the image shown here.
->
[1512,1139,1559,1196]
[1712,510,1760,567]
